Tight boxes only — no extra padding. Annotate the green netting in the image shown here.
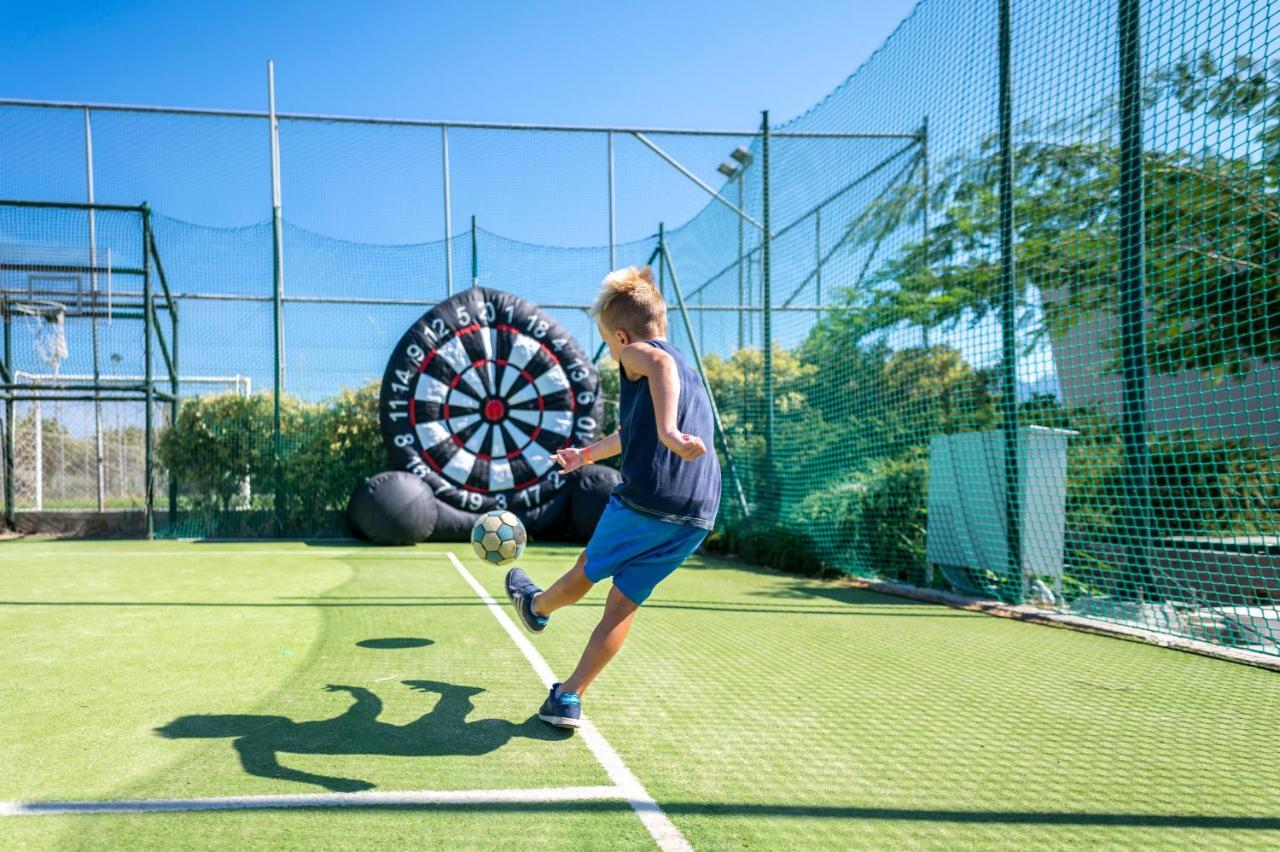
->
[1,0,1277,659]
[0,203,176,534]
[675,0,1277,658]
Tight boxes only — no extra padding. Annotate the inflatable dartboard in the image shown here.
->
[380,288,603,515]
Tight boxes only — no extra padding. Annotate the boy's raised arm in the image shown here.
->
[554,430,620,472]
[619,342,706,462]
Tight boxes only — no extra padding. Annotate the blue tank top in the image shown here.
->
[614,339,721,529]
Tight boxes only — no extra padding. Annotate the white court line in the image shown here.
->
[447,551,692,852]
[0,785,626,817]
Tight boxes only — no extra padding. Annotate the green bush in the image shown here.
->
[709,448,930,583]
[704,517,835,578]
[159,382,385,531]
[793,479,865,566]
[846,450,930,585]
[280,382,384,531]
[1143,432,1280,536]
[789,449,930,583]
[158,392,279,513]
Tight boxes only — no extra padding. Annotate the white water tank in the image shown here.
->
[926,426,1077,591]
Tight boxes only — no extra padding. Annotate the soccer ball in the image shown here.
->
[470,510,527,566]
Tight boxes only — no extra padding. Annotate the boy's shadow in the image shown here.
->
[156,680,568,793]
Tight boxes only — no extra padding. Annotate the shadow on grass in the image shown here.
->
[122,796,1271,830]
[301,540,378,548]
[750,581,935,609]
[684,555,929,605]
[155,680,569,792]
[0,597,971,616]
[356,637,434,649]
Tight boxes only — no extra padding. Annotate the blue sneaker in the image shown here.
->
[505,567,548,634]
[539,683,582,729]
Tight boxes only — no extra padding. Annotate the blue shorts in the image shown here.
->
[583,496,709,605]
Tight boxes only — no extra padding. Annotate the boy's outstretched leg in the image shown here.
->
[534,552,592,615]
[539,585,638,729]
[505,552,591,634]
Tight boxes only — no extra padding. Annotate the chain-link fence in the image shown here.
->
[1,0,1276,658]
[666,0,1278,659]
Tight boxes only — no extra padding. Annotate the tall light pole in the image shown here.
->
[717,145,753,351]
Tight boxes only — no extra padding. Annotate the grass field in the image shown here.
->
[1,540,1278,850]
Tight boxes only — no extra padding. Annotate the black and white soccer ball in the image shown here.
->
[470,509,527,566]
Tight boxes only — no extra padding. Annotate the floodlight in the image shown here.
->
[730,146,753,166]
[717,161,739,178]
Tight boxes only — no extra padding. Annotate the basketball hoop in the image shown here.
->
[12,300,69,376]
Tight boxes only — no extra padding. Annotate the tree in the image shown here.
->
[158,392,280,513]
[701,346,823,499]
[838,52,1278,380]
[282,382,385,529]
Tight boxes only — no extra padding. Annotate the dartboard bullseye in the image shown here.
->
[380,288,603,514]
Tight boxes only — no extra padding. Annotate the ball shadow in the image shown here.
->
[357,637,435,649]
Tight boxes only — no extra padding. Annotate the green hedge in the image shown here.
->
[158,382,383,535]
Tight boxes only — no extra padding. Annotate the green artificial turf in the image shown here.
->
[1,540,1277,850]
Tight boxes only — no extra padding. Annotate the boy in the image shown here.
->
[504,265,721,729]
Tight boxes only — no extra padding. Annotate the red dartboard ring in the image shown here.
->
[380,287,603,513]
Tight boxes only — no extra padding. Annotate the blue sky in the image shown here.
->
[2,0,918,128]
[0,0,929,400]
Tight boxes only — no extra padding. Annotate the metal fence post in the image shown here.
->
[471,215,479,288]
[607,130,617,271]
[737,173,746,350]
[657,225,665,295]
[1118,0,1152,598]
[442,125,454,296]
[84,107,106,511]
[169,294,179,528]
[814,207,822,308]
[268,60,286,536]
[33,394,41,511]
[142,204,155,540]
[920,115,930,349]
[998,0,1024,602]
[760,111,774,508]
[2,303,12,530]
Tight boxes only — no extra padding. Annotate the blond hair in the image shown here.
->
[591,266,667,338]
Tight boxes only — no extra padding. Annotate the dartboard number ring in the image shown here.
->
[380,287,603,513]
